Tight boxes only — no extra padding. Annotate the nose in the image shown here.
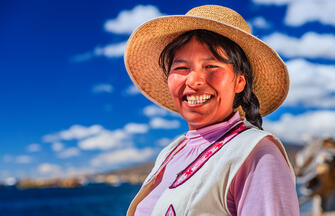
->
[185,70,205,89]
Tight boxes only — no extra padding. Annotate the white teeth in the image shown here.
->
[186,94,211,105]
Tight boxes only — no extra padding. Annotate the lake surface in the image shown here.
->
[0,183,140,216]
[0,183,311,215]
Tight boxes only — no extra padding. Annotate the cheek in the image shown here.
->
[167,74,184,96]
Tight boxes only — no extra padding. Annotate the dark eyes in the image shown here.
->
[174,66,188,70]
[205,65,218,69]
[173,65,218,70]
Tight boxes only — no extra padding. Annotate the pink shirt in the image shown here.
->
[135,113,299,215]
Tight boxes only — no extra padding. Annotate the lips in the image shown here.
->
[184,93,212,105]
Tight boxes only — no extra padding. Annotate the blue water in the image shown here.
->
[0,183,141,216]
[0,183,311,215]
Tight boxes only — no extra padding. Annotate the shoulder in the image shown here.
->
[233,135,295,184]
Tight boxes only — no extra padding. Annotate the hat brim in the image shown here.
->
[124,15,289,117]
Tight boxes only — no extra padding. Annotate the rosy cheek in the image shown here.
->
[168,74,185,96]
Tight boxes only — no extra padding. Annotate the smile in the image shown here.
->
[185,94,212,105]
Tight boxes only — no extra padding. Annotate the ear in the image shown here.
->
[235,75,246,94]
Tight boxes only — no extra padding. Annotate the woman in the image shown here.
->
[124,5,299,216]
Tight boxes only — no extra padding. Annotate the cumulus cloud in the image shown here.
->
[3,155,33,164]
[92,83,113,94]
[252,0,289,5]
[38,163,61,175]
[250,17,271,29]
[91,147,155,167]
[124,123,149,134]
[285,0,335,26]
[43,125,104,143]
[16,155,33,164]
[124,85,140,95]
[143,105,168,117]
[156,138,172,146]
[253,0,335,26]
[263,32,335,59]
[94,42,127,58]
[26,144,41,152]
[71,41,127,62]
[78,122,149,150]
[264,110,335,144]
[43,122,151,151]
[52,142,64,152]
[78,130,127,150]
[63,166,95,178]
[284,59,335,108]
[104,5,164,34]
[150,117,180,129]
[58,147,80,158]
[70,52,94,63]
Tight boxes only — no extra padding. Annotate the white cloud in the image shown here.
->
[94,42,127,58]
[264,110,335,144]
[284,59,335,108]
[124,85,140,95]
[104,5,164,34]
[252,0,290,5]
[26,144,41,152]
[124,123,149,134]
[250,17,271,29]
[70,52,94,63]
[71,5,164,62]
[143,105,168,117]
[2,155,33,164]
[253,0,335,26]
[150,117,180,129]
[263,32,335,59]
[52,142,64,152]
[92,83,113,94]
[156,137,171,146]
[38,163,61,175]
[44,122,151,151]
[16,155,33,164]
[63,166,95,178]
[58,147,80,158]
[285,0,335,26]
[43,124,104,143]
[91,147,155,167]
[78,130,128,150]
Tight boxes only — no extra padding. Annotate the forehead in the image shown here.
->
[173,37,229,61]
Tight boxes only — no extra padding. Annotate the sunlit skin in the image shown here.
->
[167,37,246,130]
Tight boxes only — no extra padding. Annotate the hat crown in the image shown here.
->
[186,5,251,34]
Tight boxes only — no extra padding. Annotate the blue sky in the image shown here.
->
[1,0,335,181]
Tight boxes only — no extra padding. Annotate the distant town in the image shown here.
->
[0,162,154,189]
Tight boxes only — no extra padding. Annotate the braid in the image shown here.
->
[232,49,263,130]
[235,85,263,130]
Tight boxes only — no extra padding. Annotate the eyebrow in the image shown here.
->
[172,57,216,64]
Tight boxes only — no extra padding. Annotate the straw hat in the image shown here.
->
[124,5,289,116]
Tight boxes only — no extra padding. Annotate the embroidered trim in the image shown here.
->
[165,204,176,216]
[169,123,248,188]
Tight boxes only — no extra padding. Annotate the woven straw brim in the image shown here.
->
[124,15,289,117]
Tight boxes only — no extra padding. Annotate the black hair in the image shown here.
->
[159,29,263,129]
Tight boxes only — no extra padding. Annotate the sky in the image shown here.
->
[1,0,335,181]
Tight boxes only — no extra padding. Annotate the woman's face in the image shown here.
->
[167,37,246,130]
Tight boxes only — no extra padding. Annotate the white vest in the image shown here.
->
[127,127,295,216]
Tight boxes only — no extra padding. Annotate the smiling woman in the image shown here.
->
[163,31,253,131]
[124,4,299,216]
